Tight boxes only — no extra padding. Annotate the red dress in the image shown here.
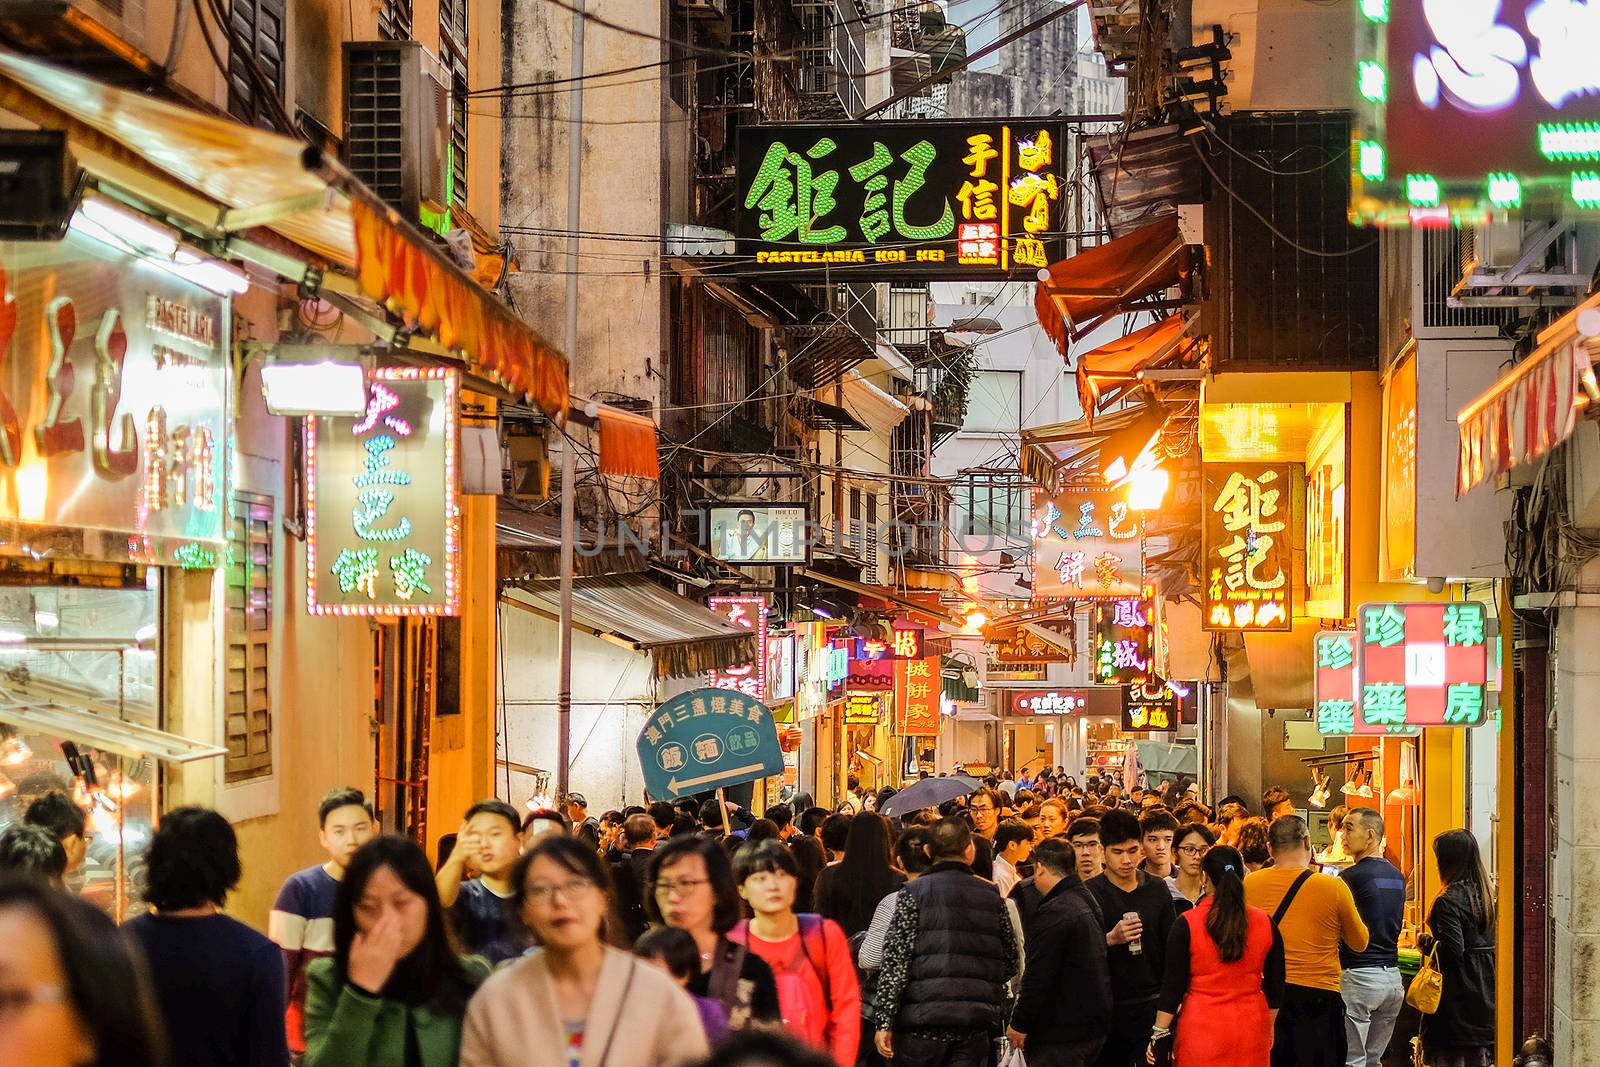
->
[1172,899,1276,1067]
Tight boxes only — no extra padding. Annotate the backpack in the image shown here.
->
[730,915,832,1037]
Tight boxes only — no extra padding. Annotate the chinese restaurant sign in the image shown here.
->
[894,656,941,736]
[1203,462,1293,632]
[736,121,1069,279]
[853,627,925,661]
[990,622,1074,664]
[1351,0,1600,223]
[844,648,896,691]
[307,368,460,616]
[707,596,768,699]
[0,232,229,565]
[636,687,784,800]
[844,692,884,726]
[1032,485,1143,600]
[1121,677,1179,733]
[1315,630,1419,737]
[1357,602,1489,728]
[1091,598,1154,686]
[1010,689,1088,715]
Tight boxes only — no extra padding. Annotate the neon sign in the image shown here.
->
[1356,602,1490,728]
[1010,689,1089,715]
[844,692,883,725]
[895,656,941,735]
[1121,677,1178,732]
[1031,485,1144,601]
[1315,630,1421,736]
[707,596,768,699]
[306,367,460,616]
[1092,598,1153,686]
[1202,462,1293,631]
[852,627,925,661]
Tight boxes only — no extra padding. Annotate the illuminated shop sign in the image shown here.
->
[1010,689,1089,715]
[1315,630,1420,737]
[0,232,228,565]
[989,622,1073,664]
[707,596,769,699]
[1356,601,1490,728]
[853,627,925,661]
[1203,462,1294,632]
[1031,485,1144,600]
[1091,598,1154,686]
[307,367,460,615]
[736,120,1069,279]
[844,653,896,692]
[766,632,796,702]
[895,656,941,735]
[1352,0,1600,223]
[844,692,883,725]
[1121,677,1180,733]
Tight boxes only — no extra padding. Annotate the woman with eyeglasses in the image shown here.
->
[301,836,487,1067]
[646,835,781,1031]
[0,877,166,1067]
[459,835,708,1067]
[1169,824,1215,906]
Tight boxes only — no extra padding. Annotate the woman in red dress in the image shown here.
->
[1147,845,1284,1067]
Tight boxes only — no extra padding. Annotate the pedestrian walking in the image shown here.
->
[0,822,67,884]
[1139,808,1179,881]
[1338,808,1406,1067]
[967,787,1003,847]
[0,878,167,1067]
[992,819,1033,899]
[1237,818,1272,874]
[1149,846,1285,1067]
[634,926,732,1047]
[1418,830,1496,1067]
[124,806,289,1067]
[566,793,601,849]
[1068,815,1105,881]
[1085,808,1177,1067]
[460,836,708,1067]
[436,800,524,962]
[1263,787,1296,822]
[645,834,782,1030]
[813,812,904,938]
[300,836,487,1067]
[1244,815,1369,1067]
[1169,824,1214,906]
[612,813,659,943]
[871,817,1020,1067]
[268,786,376,1060]
[730,841,860,1065]
[1038,797,1071,841]
[1006,838,1111,1067]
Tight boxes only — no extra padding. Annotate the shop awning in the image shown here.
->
[592,405,661,480]
[1077,314,1199,415]
[1019,405,1155,489]
[785,320,877,389]
[0,49,568,415]
[839,369,910,430]
[505,575,759,678]
[0,662,225,762]
[1457,298,1600,495]
[795,395,868,431]
[1034,215,1186,356]
[496,505,648,580]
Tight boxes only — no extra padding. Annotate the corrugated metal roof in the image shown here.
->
[1086,126,1204,240]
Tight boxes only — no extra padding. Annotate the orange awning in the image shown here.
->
[1034,215,1185,356]
[1077,314,1193,415]
[595,405,661,480]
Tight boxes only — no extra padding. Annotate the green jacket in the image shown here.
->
[302,955,490,1067]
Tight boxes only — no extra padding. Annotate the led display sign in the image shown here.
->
[1357,601,1490,728]
[306,367,460,616]
[894,656,941,735]
[707,596,768,699]
[1352,0,1600,223]
[1031,485,1144,600]
[1121,677,1179,733]
[1010,689,1089,715]
[1091,598,1154,686]
[736,121,1069,279]
[844,692,884,725]
[1203,462,1294,632]
[853,627,925,661]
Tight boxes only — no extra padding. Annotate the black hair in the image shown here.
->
[1237,818,1271,866]
[1267,813,1309,853]
[1066,815,1101,841]
[0,823,67,880]
[737,509,756,522]
[846,774,860,792]
[522,808,569,834]
[1218,794,1249,817]
[0,878,167,1067]
[827,812,901,936]
[994,819,1033,854]
[697,1029,835,1067]
[623,806,647,818]
[600,810,626,827]
[895,827,933,875]
[765,803,793,830]
[1174,822,1216,854]
[633,925,702,982]
[743,819,781,844]
[464,798,522,835]
[645,834,743,933]
[511,835,623,946]
[1262,786,1292,814]
[334,837,480,1012]
[733,839,799,883]
[820,813,853,854]
[142,806,241,910]
[670,812,698,837]
[1139,808,1179,836]
[1202,846,1249,962]
[698,799,726,828]
[926,816,973,860]
[648,801,677,831]
[1097,808,1142,849]
[317,787,374,826]
[1031,837,1075,877]
[1434,828,1494,934]
[788,835,826,911]
[24,789,86,842]
[799,807,830,836]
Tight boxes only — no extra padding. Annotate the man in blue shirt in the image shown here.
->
[1339,807,1407,1067]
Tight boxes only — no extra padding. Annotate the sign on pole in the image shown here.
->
[1356,602,1490,729]
[636,688,784,801]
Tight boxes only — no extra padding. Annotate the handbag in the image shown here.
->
[1406,941,1443,1015]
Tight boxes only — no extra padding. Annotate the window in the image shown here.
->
[961,370,1022,433]
[379,0,413,40]
[224,493,274,783]
[227,0,286,128]
[439,0,469,207]
[958,475,1026,538]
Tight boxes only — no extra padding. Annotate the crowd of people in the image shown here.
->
[0,774,1498,1067]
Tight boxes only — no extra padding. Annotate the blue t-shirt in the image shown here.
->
[268,865,339,1051]
[1340,856,1406,969]
[451,877,515,958]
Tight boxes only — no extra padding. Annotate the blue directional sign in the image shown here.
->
[636,687,785,801]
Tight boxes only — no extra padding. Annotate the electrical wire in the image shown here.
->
[1191,141,1378,260]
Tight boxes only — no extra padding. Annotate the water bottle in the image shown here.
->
[1124,911,1142,955]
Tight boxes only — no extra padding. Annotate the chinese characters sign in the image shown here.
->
[1121,677,1178,733]
[853,627,925,661]
[1315,630,1420,736]
[707,596,768,699]
[736,121,1069,279]
[844,692,884,726]
[1031,485,1144,600]
[635,687,784,800]
[1010,689,1088,715]
[0,232,228,565]
[1352,0,1600,223]
[1357,602,1490,728]
[895,656,941,735]
[1203,462,1294,631]
[307,368,460,616]
[1091,598,1154,686]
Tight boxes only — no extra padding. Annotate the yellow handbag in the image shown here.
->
[1406,941,1443,1014]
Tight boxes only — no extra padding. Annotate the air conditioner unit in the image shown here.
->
[0,0,156,82]
[343,41,450,223]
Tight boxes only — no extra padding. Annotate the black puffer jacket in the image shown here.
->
[1420,882,1496,1051]
[896,861,1012,1031]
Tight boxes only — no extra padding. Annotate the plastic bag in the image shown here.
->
[998,1046,1027,1067]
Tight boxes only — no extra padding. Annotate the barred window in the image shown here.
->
[224,493,274,783]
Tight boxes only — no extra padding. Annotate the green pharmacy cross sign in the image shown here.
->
[1354,602,1490,730]
[636,687,785,801]
[735,120,1069,280]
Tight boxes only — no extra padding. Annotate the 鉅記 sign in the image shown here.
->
[636,688,784,800]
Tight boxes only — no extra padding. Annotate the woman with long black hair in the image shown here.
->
[813,813,905,938]
[1148,845,1284,1067]
[1419,830,1496,1067]
[302,836,487,1067]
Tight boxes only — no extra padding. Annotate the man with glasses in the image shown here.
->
[968,787,1003,845]
[1067,816,1104,882]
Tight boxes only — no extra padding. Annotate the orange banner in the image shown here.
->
[894,655,942,737]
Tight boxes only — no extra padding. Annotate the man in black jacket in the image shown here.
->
[610,813,657,942]
[1008,838,1111,1067]
[1087,808,1177,1067]
[874,816,1021,1067]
